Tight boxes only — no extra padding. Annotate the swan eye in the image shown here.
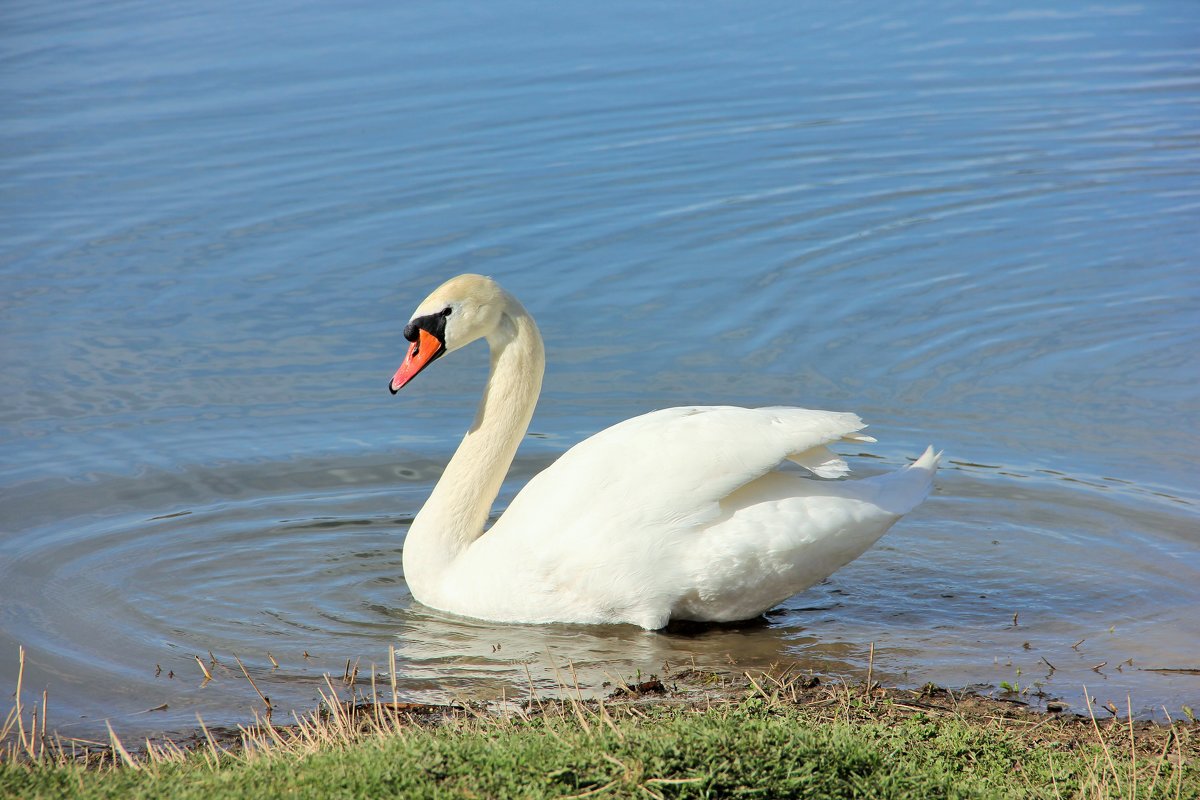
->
[442,307,452,317]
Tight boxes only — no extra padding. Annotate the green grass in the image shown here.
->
[4,693,1196,800]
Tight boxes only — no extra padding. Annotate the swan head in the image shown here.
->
[389,274,509,394]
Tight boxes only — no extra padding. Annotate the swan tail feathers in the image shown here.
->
[871,445,941,515]
[913,445,942,471]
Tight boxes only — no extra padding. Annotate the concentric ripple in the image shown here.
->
[2,452,1196,737]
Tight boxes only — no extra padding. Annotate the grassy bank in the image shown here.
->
[3,668,1196,799]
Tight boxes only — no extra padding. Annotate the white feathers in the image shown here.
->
[396,275,940,629]
[788,446,850,478]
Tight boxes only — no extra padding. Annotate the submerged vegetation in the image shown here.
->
[3,647,1196,799]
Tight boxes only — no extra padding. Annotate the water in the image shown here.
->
[2,0,1198,739]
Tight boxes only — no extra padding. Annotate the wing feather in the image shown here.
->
[495,405,868,538]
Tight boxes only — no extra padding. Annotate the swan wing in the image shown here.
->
[505,405,873,531]
[455,406,901,626]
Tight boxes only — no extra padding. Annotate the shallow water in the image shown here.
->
[2,0,1198,738]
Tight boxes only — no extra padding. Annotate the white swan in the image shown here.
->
[390,274,939,630]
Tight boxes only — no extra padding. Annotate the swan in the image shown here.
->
[389,274,939,630]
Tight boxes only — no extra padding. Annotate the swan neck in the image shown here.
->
[403,302,544,596]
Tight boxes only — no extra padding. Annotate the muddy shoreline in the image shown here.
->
[22,664,1191,770]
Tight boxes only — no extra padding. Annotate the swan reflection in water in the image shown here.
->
[384,602,876,703]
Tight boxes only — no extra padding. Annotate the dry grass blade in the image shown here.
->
[744,671,771,703]
[523,663,545,715]
[389,645,399,707]
[39,689,48,759]
[1082,684,1121,796]
[553,660,591,735]
[369,663,380,729]
[1127,695,1137,800]
[194,654,214,682]
[320,673,356,741]
[233,653,272,719]
[196,714,226,769]
[1145,705,1185,800]
[15,645,28,758]
[866,642,875,702]
[645,776,704,785]
[105,721,139,771]
[561,778,620,799]
[1,702,17,751]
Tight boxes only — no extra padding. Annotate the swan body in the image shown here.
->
[390,274,939,630]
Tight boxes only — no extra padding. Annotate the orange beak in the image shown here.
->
[389,328,445,394]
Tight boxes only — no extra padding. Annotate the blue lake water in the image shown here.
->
[2,0,1198,739]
